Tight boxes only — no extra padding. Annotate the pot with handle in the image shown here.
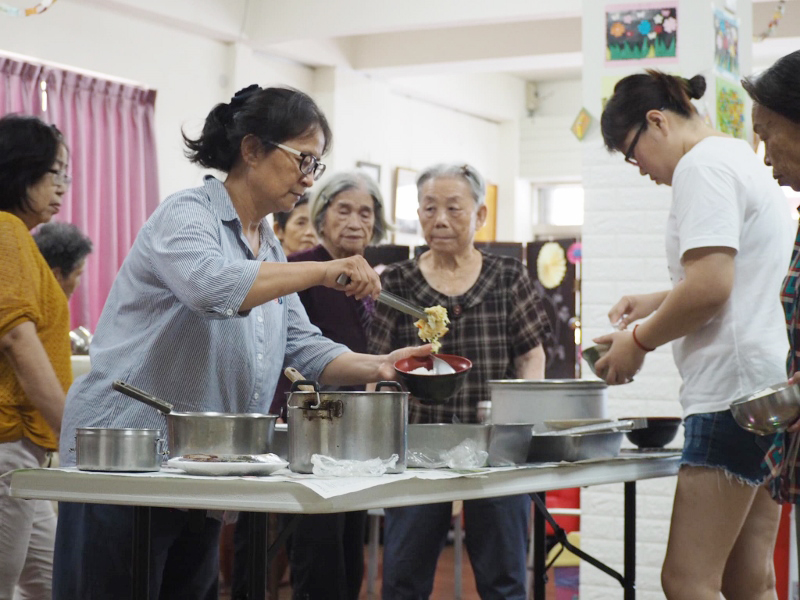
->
[286,380,408,473]
[112,380,277,458]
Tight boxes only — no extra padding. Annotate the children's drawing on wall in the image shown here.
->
[716,78,745,139]
[606,3,678,63]
[713,9,739,77]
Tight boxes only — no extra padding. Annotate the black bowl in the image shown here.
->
[622,417,682,449]
[394,354,472,405]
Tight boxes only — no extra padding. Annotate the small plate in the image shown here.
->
[167,454,289,476]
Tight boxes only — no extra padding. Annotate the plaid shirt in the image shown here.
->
[368,251,552,424]
[764,219,800,503]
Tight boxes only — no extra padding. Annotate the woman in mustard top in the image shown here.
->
[0,115,72,600]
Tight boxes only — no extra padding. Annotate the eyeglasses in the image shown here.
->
[269,142,326,181]
[624,121,649,166]
[48,169,72,186]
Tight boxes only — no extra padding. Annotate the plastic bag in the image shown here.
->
[310,453,399,477]
[407,439,488,469]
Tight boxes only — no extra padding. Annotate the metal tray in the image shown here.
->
[407,423,534,467]
[527,431,623,463]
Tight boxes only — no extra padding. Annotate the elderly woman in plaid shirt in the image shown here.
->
[744,49,800,548]
[368,163,551,600]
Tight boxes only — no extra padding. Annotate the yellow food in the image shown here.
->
[415,305,450,353]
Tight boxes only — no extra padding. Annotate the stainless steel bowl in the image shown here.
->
[582,344,609,377]
[75,428,164,472]
[730,381,800,435]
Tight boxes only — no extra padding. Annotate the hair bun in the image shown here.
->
[686,75,707,100]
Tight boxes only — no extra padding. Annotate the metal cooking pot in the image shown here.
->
[488,379,608,432]
[112,381,277,458]
[75,427,165,472]
[287,380,408,474]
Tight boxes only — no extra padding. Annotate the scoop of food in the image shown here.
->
[415,305,450,353]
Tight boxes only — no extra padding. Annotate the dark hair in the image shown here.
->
[183,85,332,172]
[274,193,310,230]
[33,221,93,275]
[601,70,707,153]
[0,115,65,214]
[742,50,800,125]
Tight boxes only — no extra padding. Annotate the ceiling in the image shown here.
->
[76,0,800,81]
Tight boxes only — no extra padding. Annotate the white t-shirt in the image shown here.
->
[666,136,793,416]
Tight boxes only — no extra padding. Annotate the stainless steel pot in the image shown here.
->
[488,379,608,432]
[112,381,277,457]
[75,428,165,472]
[287,380,408,473]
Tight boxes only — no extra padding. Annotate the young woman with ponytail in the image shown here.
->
[594,70,793,599]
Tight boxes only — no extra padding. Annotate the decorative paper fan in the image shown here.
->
[537,242,567,289]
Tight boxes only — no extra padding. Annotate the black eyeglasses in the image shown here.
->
[48,169,72,186]
[624,121,649,166]
[269,142,326,181]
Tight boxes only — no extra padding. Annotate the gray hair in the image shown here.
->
[310,171,390,244]
[416,163,486,206]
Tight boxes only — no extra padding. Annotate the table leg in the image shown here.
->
[132,506,151,600]
[531,491,547,600]
[247,512,268,600]
[624,481,636,600]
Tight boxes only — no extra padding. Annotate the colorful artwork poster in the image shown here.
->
[606,3,678,63]
[716,78,745,139]
[713,9,739,77]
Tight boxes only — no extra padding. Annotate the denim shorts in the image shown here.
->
[681,409,776,485]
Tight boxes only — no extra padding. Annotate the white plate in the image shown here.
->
[167,455,289,476]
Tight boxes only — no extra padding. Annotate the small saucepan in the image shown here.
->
[112,381,277,458]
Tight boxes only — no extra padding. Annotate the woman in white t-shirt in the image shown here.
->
[595,70,793,600]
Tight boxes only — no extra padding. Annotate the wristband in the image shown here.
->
[632,324,655,352]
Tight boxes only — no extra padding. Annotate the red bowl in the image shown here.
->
[394,354,472,405]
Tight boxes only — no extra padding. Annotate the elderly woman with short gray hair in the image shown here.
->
[369,162,551,600]
[265,170,390,600]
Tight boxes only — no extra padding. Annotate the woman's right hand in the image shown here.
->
[608,292,667,330]
[324,255,381,300]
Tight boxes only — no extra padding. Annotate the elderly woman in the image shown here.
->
[33,221,93,299]
[52,86,429,600]
[596,70,792,599]
[273,192,318,256]
[742,48,800,579]
[369,163,550,600]
[258,171,388,600]
[0,115,71,600]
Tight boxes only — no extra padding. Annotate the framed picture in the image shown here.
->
[393,167,422,246]
[356,161,381,184]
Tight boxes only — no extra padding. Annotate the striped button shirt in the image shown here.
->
[59,176,348,465]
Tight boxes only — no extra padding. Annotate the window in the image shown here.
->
[531,183,584,238]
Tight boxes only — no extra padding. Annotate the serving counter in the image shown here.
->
[10,449,680,599]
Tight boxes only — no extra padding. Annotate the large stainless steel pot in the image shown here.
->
[112,381,277,458]
[287,380,408,473]
[75,428,164,472]
[488,379,608,432]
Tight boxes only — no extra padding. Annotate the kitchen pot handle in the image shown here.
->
[289,380,322,410]
[112,380,174,415]
[375,381,402,392]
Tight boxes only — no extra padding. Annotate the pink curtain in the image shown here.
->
[0,56,160,331]
[0,57,43,116]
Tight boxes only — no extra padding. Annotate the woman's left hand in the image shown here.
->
[592,331,647,385]
[376,344,433,381]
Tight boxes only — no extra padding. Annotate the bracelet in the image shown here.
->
[632,324,655,352]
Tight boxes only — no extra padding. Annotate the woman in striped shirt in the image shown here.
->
[52,85,429,600]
